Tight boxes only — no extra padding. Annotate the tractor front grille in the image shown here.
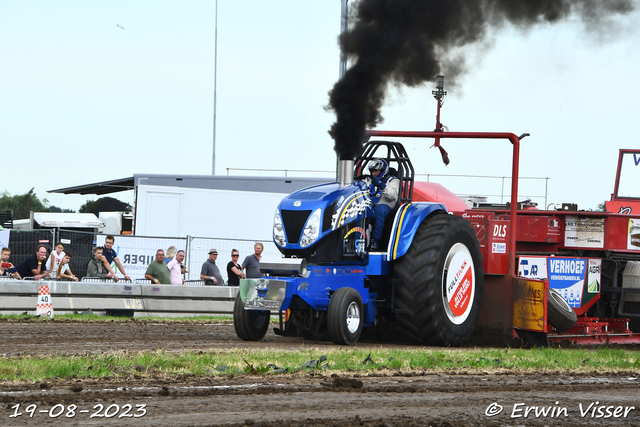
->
[281,210,311,244]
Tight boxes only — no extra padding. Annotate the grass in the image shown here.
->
[0,313,233,323]
[1,347,639,382]
[1,313,638,382]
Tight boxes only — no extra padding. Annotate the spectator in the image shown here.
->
[200,248,224,286]
[0,247,21,279]
[145,249,171,284]
[226,249,245,286]
[165,246,177,264]
[242,242,263,279]
[99,235,131,281]
[167,249,186,285]
[46,241,66,279]
[87,247,118,280]
[16,244,49,280]
[56,251,78,281]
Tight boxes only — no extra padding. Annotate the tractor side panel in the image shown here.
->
[387,202,447,260]
[464,215,509,275]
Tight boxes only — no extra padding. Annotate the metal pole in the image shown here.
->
[545,178,549,209]
[339,0,348,79]
[185,235,191,280]
[337,0,348,181]
[212,0,218,175]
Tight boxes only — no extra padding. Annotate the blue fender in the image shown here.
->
[386,202,447,260]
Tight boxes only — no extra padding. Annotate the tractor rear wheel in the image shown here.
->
[233,294,270,341]
[394,213,484,346]
[327,287,364,346]
[547,287,577,332]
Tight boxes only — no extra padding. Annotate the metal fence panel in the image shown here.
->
[58,229,97,280]
[7,229,283,285]
[95,234,187,280]
[186,237,280,283]
[7,229,55,266]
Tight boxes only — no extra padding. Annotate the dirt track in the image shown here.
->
[1,321,640,426]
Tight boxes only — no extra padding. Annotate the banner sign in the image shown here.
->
[96,235,186,281]
[518,256,602,315]
[564,216,605,249]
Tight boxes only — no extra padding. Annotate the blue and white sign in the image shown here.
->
[547,258,587,308]
[518,256,601,309]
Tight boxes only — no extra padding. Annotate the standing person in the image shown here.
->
[145,249,171,284]
[99,235,131,281]
[46,242,66,279]
[227,249,245,286]
[242,242,263,279]
[200,249,224,286]
[56,251,78,281]
[86,247,119,280]
[165,246,177,264]
[16,244,49,280]
[167,249,186,285]
[226,249,245,286]
[0,247,21,278]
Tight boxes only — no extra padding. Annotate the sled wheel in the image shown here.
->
[233,294,270,341]
[394,213,484,346]
[547,287,577,332]
[327,287,364,346]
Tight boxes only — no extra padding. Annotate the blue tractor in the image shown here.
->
[233,137,485,346]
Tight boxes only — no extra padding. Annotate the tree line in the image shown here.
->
[0,188,132,220]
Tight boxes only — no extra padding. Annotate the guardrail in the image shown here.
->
[0,278,238,316]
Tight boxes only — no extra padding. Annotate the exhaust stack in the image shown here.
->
[337,159,354,187]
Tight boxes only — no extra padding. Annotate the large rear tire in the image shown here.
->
[233,294,270,341]
[327,287,364,346]
[547,287,577,332]
[394,213,484,346]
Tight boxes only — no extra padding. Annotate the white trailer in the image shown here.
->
[50,174,330,240]
[13,212,104,231]
[134,175,328,239]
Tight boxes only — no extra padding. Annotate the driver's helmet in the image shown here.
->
[368,159,389,178]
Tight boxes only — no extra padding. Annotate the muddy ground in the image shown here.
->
[1,321,639,426]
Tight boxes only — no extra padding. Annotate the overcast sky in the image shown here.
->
[1,1,639,212]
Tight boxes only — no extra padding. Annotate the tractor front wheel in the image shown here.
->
[327,287,364,346]
[233,294,270,341]
[394,213,484,346]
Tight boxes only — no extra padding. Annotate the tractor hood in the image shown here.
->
[273,180,374,251]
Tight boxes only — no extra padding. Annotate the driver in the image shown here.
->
[365,159,399,250]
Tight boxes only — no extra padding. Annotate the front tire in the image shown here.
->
[394,213,484,346]
[327,287,364,346]
[233,294,270,341]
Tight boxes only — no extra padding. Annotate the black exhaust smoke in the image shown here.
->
[327,0,634,160]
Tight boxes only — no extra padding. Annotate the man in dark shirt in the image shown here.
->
[16,244,49,280]
[99,235,131,281]
[242,242,263,279]
[200,249,225,286]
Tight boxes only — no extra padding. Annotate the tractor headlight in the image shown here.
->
[273,209,286,247]
[300,208,321,248]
